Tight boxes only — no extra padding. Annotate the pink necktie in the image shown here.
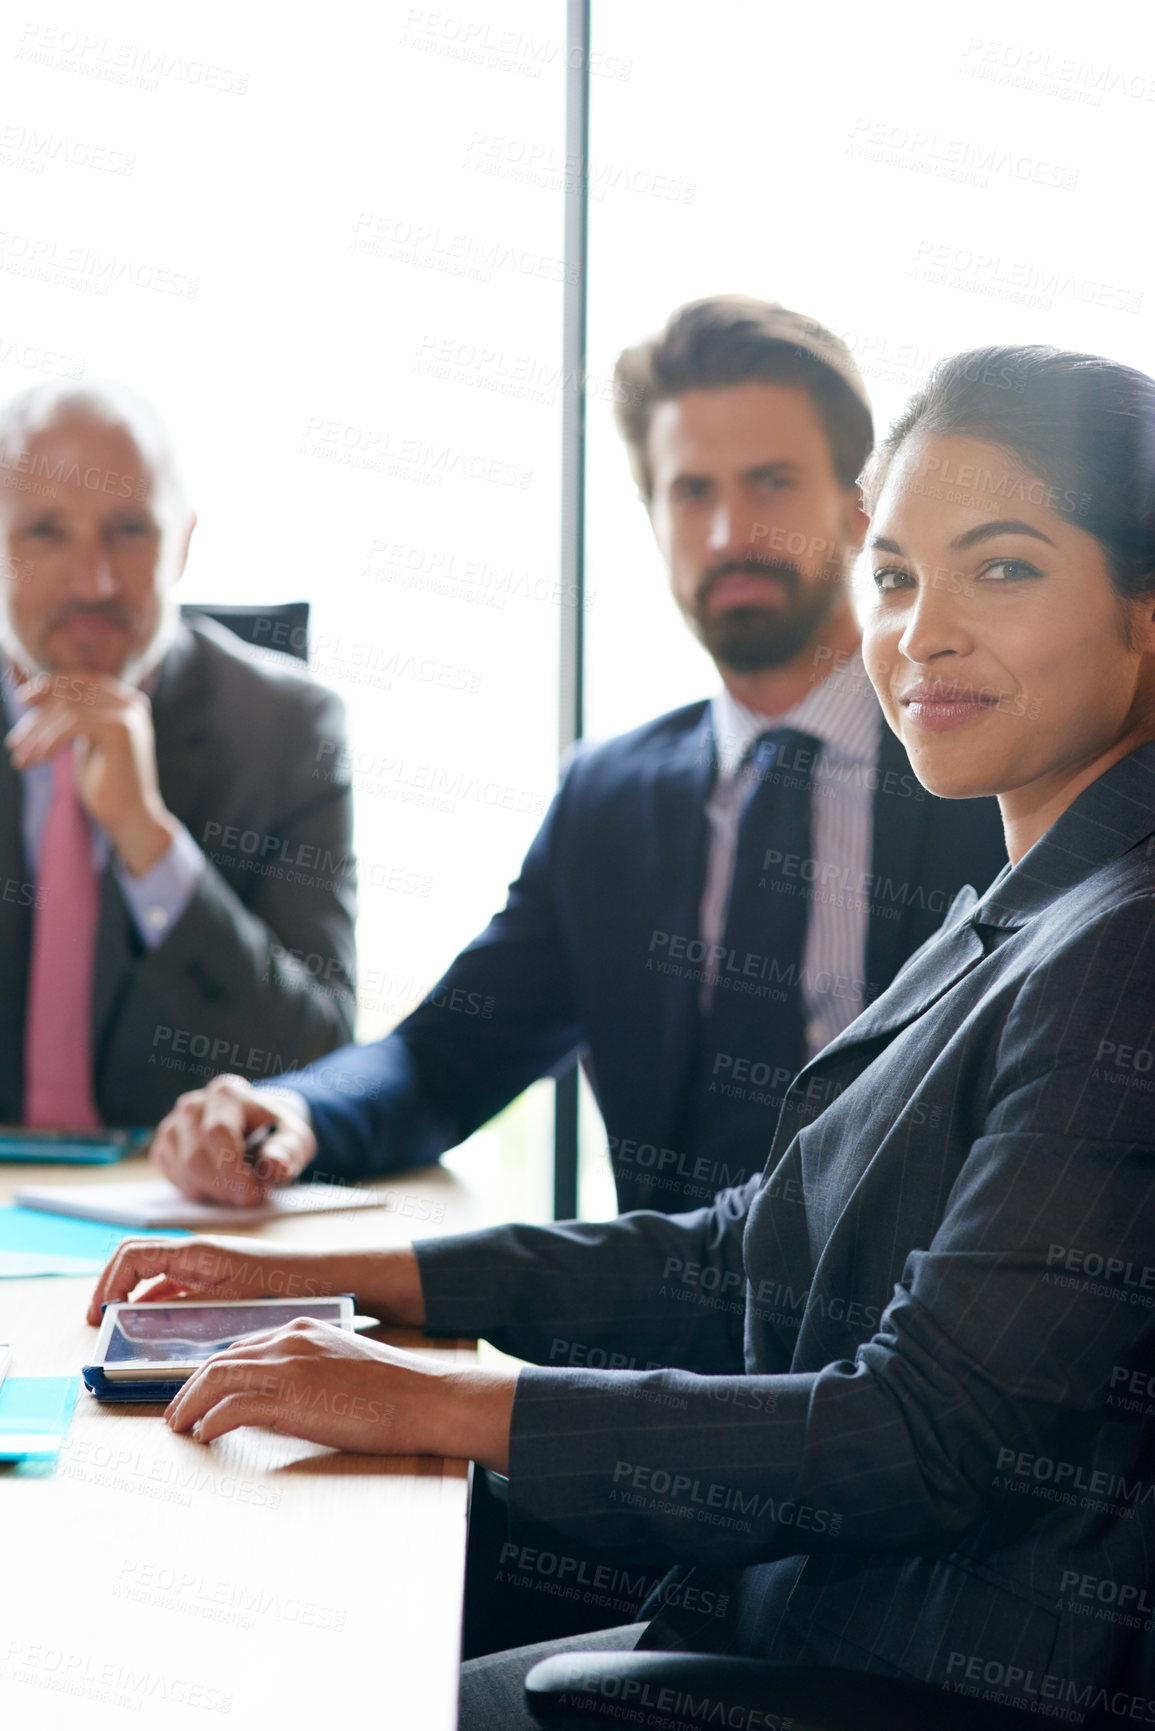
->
[24,746,101,1127]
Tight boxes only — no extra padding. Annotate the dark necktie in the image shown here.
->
[701,726,823,1115]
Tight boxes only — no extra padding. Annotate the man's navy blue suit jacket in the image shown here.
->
[280,700,1007,1211]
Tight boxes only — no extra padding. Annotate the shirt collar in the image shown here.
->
[710,648,881,782]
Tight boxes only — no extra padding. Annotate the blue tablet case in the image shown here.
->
[81,1364,185,1403]
[83,1295,356,1402]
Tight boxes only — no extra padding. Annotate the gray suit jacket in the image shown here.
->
[417,740,1155,1715]
[0,620,356,1124]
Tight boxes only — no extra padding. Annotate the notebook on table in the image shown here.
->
[12,1178,385,1230]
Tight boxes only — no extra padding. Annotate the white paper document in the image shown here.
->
[12,1179,386,1230]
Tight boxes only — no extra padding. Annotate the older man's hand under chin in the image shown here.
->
[150,1073,318,1205]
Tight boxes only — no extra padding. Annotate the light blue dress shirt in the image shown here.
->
[2,663,204,949]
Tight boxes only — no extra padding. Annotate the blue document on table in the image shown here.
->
[0,1207,190,1278]
[0,1375,80,1460]
[0,1127,150,1164]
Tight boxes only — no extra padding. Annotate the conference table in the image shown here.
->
[0,1153,492,1730]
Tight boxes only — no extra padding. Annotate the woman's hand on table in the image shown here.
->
[85,1235,426,1328]
[83,1237,510,1466]
[163,1317,516,1471]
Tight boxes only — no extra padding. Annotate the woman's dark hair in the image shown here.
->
[860,346,1155,601]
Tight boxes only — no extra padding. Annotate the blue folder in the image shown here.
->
[0,1207,190,1278]
[0,1375,80,1460]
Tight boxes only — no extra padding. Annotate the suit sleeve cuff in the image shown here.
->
[414,1230,528,1338]
[116,821,205,949]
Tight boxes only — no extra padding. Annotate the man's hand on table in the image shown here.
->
[150,1074,317,1204]
[85,1237,514,1472]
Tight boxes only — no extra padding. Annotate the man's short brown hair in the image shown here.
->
[613,294,873,499]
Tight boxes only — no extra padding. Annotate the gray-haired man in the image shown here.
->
[0,380,356,1128]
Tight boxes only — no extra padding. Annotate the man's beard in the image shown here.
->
[693,558,841,673]
[0,592,179,684]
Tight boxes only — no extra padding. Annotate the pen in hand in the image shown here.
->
[243,1123,275,1166]
[242,1122,276,1183]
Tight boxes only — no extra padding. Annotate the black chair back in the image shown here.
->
[180,601,310,663]
[525,1651,1053,1730]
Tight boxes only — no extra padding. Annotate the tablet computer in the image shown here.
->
[0,1126,151,1164]
[83,1295,354,1402]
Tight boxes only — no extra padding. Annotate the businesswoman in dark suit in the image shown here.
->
[92,347,1155,1726]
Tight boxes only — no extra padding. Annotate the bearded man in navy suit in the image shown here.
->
[151,296,1006,1212]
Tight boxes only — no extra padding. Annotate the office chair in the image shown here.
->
[525,1649,1052,1729]
[179,600,310,663]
